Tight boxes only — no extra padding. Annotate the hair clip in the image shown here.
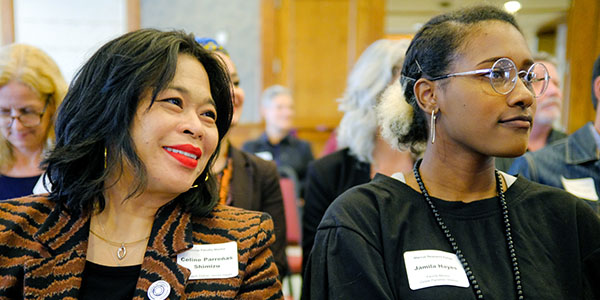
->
[415,59,423,74]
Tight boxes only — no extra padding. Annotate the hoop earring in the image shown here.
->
[430,110,437,144]
[104,148,107,169]
[205,173,209,181]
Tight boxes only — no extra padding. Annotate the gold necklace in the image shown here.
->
[90,219,151,260]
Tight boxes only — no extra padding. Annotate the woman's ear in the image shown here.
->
[413,78,438,114]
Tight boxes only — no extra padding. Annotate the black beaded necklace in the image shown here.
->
[412,159,524,299]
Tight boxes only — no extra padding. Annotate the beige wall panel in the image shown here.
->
[259,0,385,156]
[565,0,600,132]
[292,0,349,129]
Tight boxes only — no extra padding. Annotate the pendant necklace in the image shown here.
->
[89,217,150,261]
[412,159,524,299]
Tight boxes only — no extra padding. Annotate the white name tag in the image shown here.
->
[404,249,469,290]
[255,151,273,161]
[177,241,239,280]
[561,176,599,201]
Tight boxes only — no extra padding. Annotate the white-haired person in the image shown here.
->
[0,44,67,200]
[301,38,417,273]
[303,5,600,299]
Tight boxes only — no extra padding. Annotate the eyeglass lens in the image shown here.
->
[490,58,517,95]
[489,58,549,98]
[528,63,549,98]
[0,111,43,128]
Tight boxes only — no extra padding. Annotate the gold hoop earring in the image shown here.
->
[104,148,107,169]
[205,173,209,181]
[430,110,437,144]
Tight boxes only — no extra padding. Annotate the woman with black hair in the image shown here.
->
[302,5,600,300]
[0,29,282,299]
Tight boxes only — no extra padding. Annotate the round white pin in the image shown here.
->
[148,280,171,300]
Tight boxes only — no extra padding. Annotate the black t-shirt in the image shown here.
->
[0,174,40,201]
[79,261,141,300]
[303,174,600,300]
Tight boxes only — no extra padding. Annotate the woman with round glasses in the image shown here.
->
[302,5,600,300]
[0,44,67,200]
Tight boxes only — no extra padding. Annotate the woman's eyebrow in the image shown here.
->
[477,57,504,66]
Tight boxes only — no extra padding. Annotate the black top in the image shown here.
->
[301,148,370,273]
[495,128,567,172]
[303,174,600,300]
[79,261,141,300]
[0,174,40,201]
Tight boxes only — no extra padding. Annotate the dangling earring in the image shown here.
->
[430,110,437,144]
[104,148,107,169]
[205,173,209,181]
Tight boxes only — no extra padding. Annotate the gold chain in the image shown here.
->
[88,228,150,247]
[89,217,151,262]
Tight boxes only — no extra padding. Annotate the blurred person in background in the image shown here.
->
[243,85,314,196]
[0,44,67,200]
[496,52,567,171]
[510,53,600,212]
[301,39,417,273]
[196,37,288,279]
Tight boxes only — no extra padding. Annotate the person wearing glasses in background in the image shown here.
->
[509,54,600,212]
[0,44,67,200]
[303,5,600,299]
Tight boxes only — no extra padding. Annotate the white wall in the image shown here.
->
[13,0,127,83]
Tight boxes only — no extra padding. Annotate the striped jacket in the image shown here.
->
[0,195,283,299]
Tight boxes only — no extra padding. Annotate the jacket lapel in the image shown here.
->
[566,122,600,165]
[24,203,90,299]
[133,200,194,299]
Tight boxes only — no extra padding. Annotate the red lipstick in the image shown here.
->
[163,144,202,169]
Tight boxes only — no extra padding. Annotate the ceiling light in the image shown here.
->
[504,1,522,14]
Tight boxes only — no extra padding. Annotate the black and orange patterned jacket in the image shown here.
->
[0,195,283,299]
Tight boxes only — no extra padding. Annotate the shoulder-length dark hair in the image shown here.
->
[43,28,233,217]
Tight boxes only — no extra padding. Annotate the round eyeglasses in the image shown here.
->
[0,99,49,128]
[429,57,549,98]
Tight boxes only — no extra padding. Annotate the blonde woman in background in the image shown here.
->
[0,44,67,200]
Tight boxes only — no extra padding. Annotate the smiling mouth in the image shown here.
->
[163,146,201,169]
[164,147,198,160]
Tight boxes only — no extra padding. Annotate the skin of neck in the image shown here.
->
[93,170,172,241]
[370,134,414,178]
[3,145,44,176]
[265,125,288,145]
[405,134,499,203]
[212,135,230,174]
